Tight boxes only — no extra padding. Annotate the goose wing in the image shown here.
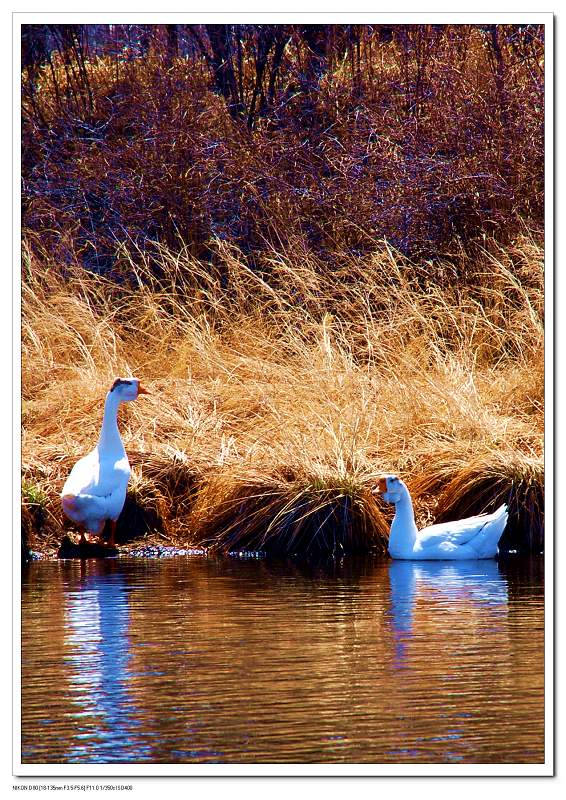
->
[62,448,130,497]
[417,508,504,549]
[62,453,130,525]
[61,449,100,496]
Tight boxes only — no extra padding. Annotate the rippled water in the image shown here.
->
[20,555,545,764]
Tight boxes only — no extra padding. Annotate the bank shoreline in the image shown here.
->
[22,450,544,562]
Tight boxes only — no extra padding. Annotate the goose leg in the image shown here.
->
[108,520,117,548]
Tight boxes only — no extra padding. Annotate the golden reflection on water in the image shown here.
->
[21,555,544,764]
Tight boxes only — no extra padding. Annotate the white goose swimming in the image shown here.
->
[61,377,149,547]
[373,475,508,560]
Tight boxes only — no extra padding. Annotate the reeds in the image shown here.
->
[21,234,544,556]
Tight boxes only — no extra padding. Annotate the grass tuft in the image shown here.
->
[190,470,390,557]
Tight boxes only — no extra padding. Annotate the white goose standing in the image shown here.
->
[61,377,149,547]
[373,475,508,560]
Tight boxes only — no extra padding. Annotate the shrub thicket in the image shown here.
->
[22,24,544,268]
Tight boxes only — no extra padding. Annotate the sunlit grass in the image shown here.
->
[21,233,544,555]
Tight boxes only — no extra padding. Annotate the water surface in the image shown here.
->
[21,555,545,764]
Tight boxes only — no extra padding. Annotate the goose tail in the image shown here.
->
[474,503,509,558]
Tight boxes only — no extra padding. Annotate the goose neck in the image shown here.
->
[98,391,125,453]
[389,488,419,554]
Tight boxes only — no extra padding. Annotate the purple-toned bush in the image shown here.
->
[22,23,544,270]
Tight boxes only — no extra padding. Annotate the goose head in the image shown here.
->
[109,377,150,402]
[373,474,408,504]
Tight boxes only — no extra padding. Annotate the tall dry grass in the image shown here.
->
[20,24,545,556]
[21,232,544,555]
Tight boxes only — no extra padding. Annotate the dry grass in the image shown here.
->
[21,232,544,556]
[189,470,390,557]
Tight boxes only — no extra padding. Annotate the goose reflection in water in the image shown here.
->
[63,566,149,762]
[386,559,509,668]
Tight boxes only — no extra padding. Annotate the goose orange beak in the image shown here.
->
[373,477,387,494]
[137,384,151,396]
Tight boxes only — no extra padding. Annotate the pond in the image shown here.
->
[20,554,545,765]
